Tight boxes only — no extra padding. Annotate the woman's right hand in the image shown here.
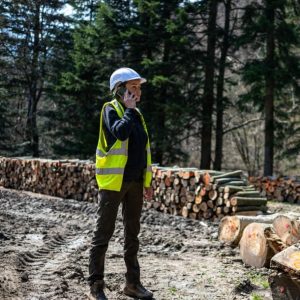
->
[123,90,138,109]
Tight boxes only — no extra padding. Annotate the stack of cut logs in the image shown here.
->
[147,166,268,221]
[219,214,300,297]
[0,157,99,202]
[249,176,300,204]
[0,157,268,220]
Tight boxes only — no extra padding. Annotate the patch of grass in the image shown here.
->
[248,272,269,289]
[168,287,177,295]
[250,293,264,300]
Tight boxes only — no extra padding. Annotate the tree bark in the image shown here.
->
[25,2,42,157]
[153,2,171,165]
[214,0,231,170]
[264,1,275,176]
[200,0,218,169]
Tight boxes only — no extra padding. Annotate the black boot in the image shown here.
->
[123,282,153,299]
[88,280,107,300]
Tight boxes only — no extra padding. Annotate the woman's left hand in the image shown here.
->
[143,187,153,201]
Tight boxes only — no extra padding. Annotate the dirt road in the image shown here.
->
[0,187,273,300]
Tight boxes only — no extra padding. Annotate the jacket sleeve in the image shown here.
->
[103,105,138,141]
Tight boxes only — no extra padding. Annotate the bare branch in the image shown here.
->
[223,117,263,135]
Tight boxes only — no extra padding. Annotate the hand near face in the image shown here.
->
[123,90,138,109]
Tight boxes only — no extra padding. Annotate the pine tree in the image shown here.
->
[55,0,203,163]
[200,0,218,169]
[0,0,72,157]
[239,0,300,175]
[214,0,233,170]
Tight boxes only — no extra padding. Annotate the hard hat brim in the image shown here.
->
[126,77,147,84]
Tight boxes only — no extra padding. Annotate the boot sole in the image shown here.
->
[86,291,108,300]
[123,288,153,300]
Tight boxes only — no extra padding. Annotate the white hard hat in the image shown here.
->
[109,67,146,91]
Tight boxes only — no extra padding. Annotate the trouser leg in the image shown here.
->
[122,181,144,284]
[88,186,128,285]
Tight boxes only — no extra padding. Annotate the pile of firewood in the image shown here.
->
[0,157,99,202]
[219,214,300,298]
[0,157,269,220]
[249,176,300,204]
[148,166,267,221]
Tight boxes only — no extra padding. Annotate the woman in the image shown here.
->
[88,67,153,300]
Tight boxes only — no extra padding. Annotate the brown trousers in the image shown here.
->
[88,181,143,285]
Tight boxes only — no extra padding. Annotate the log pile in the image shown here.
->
[219,213,300,298]
[0,157,99,202]
[148,166,267,221]
[218,214,279,247]
[0,157,268,221]
[249,176,300,204]
[219,214,300,265]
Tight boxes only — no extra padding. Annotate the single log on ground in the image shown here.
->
[269,272,300,300]
[273,215,300,246]
[239,223,286,267]
[271,242,300,276]
[218,214,279,247]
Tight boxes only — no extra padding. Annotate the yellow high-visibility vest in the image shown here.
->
[95,99,152,191]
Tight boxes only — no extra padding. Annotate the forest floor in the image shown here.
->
[1,187,299,300]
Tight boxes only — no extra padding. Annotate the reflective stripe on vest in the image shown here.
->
[95,167,124,175]
[95,99,152,191]
[96,144,128,157]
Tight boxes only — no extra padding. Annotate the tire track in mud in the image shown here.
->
[1,187,270,300]
[16,234,88,299]
[0,188,96,299]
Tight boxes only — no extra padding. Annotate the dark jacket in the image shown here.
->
[102,101,148,182]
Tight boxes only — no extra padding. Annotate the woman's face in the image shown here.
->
[125,79,142,102]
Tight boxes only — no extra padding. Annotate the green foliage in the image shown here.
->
[0,0,72,156]
[238,0,300,170]
[250,294,264,300]
[248,272,269,289]
[54,0,203,163]
[0,0,298,172]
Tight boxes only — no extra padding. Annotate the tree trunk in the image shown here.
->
[26,2,42,157]
[153,2,171,165]
[200,0,218,169]
[214,0,231,170]
[263,1,275,176]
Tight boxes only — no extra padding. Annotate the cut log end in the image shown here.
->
[271,243,300,276]
[239,223,273,268]
[273,216,300,246]
[218,216,240,245]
